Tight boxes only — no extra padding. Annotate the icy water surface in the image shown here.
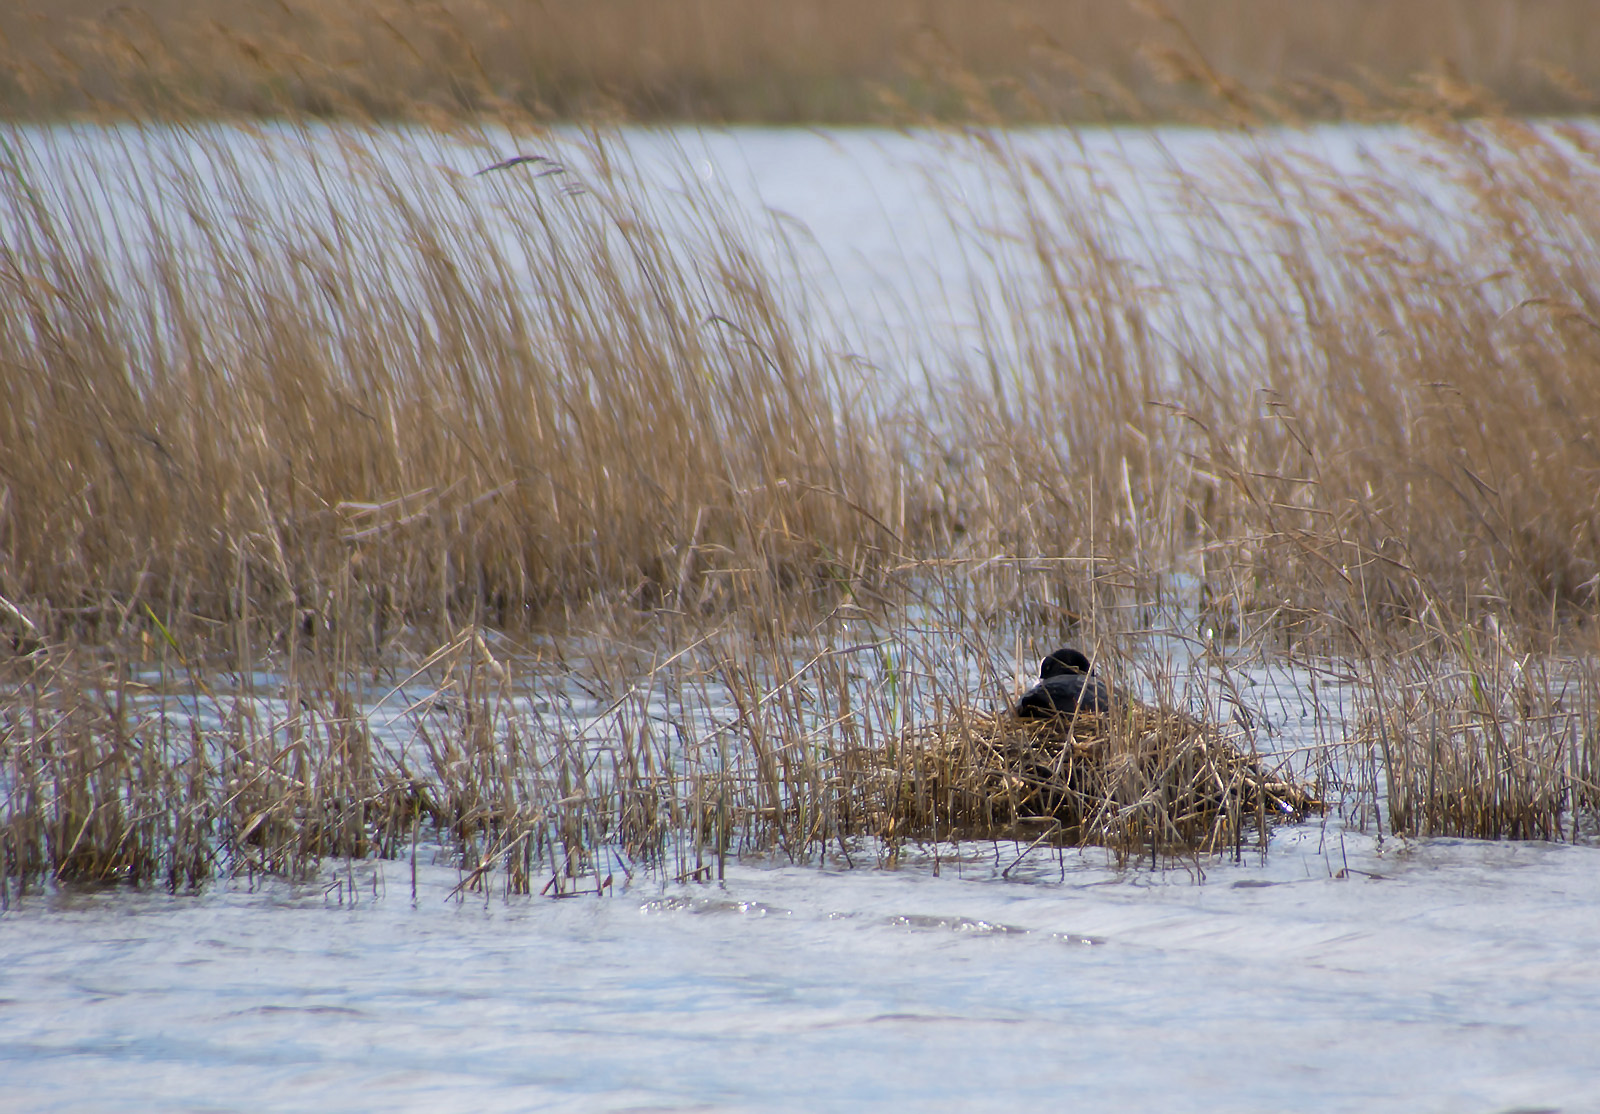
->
[4,827,1599,1113]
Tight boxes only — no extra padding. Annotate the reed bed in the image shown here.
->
[4,0,1600,123]
[0,121,918,641]
[933,112,1600,629]
[3,47,1599,643]
[0,621,668,896]
[1348,629,1600,841]
[2,580,1346,897]
[4,27,1600,890]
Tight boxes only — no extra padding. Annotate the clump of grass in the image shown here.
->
[895,702,1321,860]
[0,620,613,896]
[1345,623,1600,841]
[1178,115,1600,624]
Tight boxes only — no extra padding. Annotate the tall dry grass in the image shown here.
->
[1351,622,1600,841]
[0,122,928,646]
[5,22,1600,892]
[921,102,1600,845]
[2,575,1342,898]
[2,0,1598,123]
[932,114,1600,632]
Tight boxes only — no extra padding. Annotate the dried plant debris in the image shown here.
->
[893,701,1322,854]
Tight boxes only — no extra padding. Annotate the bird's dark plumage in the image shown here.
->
[1014,647,1111,718]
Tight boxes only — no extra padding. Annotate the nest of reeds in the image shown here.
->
[891,700,1322,853]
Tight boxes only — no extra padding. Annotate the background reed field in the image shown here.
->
[4,0,1600,123]
[3,5,1600,892]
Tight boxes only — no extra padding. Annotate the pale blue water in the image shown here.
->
[4,828,1598,1112]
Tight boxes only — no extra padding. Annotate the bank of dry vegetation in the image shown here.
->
[4,112,1598,638]
[4,0,1600,123]
[3,15,1600,892]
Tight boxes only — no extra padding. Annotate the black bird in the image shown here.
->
[1014,647,1111,719]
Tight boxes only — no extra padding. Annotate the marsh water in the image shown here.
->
[4,122,1600,1111]
[6,829,1600,1112]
